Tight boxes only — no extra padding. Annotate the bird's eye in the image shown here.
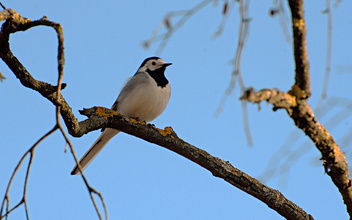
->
[152,61,156,65]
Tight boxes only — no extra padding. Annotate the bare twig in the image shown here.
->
[0,126,58,219]
[258,130,302,183]
[270,0,292,43]
[215,0,250,112]
[0,2,6,10]
[214,0,253,146]
[50,16,108,220]
[315,0,333,110]
[212,0,235,39]
[260,95,352,185]
[143,0,212,55]
[333,0,343,8]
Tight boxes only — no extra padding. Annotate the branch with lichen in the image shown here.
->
[0,8,314,220]
[241,87,352,217]
[240,0,352,217]
[77,106,315,220]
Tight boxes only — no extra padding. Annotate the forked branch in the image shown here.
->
[240,0,352,215]
[0,8,107,220]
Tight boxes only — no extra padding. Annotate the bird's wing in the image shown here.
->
[115,73,149,109]
[71,128,120,175]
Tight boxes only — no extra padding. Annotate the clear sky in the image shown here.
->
[1,1,352,219]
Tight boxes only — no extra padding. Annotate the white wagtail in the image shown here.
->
[71,57,172,175]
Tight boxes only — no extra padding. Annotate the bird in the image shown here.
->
[71,57,172,175]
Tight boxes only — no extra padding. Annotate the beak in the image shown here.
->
[164,63,172,67]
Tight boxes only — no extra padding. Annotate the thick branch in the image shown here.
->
[286,0,352,215]
[79,107,313,220]
[241,88,352,216]
[287,0,311,98]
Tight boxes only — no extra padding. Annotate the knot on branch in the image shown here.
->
[288,84,310,100]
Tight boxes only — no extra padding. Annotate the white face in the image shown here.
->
[139,58,167,72]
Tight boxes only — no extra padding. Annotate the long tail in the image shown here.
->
[71,128,120,175]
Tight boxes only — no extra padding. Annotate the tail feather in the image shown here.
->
[71,128,120,175]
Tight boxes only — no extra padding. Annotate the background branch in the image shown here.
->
[238,0,352,216]
[241,86,352,217]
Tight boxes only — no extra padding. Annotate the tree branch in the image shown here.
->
[0,9,107,220]
[239,0,352,216]
[0,8,314,219]
[0,126,58,219]
[0,11,80,135]
[80,107,314,220]
[287,0,311,98]
[241,87,352,217]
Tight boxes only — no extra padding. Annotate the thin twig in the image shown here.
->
[270,0,292,43]
[260,96,352,184]
[315,0,332,110]
[50,19,108,220]
[58,119,108,220]
[0,2,6,10]
[0,126,58,219]
[212,0,235,39]
[143,0,212,55]
[0,11,108,220]
[214,0,253,146]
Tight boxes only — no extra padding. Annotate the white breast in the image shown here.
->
[116,73,171,122]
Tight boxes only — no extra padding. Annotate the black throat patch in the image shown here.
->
[146,66,169,88]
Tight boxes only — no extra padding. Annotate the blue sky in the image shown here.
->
[1,1,352,219]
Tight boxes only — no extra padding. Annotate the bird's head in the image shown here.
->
[137,57,172,72]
